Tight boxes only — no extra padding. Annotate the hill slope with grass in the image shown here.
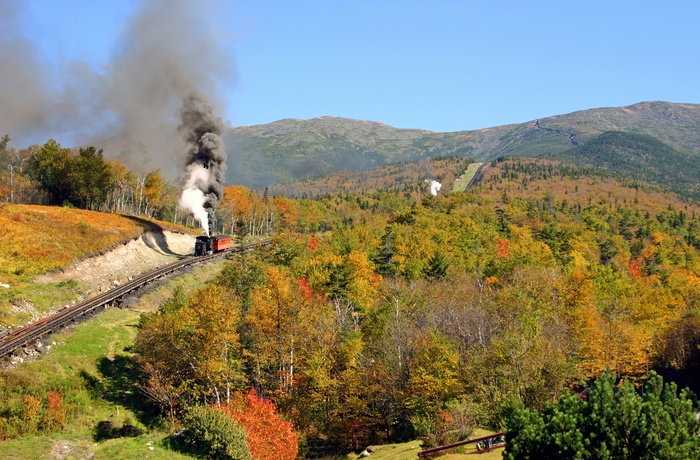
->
[0,204,196,330]
[0,260,228,458]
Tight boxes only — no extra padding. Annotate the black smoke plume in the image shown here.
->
[178,93,226,235]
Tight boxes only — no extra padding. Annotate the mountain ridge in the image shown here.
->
[223,101,700,191]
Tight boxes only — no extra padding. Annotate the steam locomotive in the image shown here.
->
[194,235,232,256]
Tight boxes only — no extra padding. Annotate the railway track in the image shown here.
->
[0,239,271,360]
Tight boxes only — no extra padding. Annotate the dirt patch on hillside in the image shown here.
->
[35,230,195,294]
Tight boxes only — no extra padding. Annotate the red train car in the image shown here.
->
[211,235,231,252]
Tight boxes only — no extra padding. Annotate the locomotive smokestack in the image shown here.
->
[178,92,226,236]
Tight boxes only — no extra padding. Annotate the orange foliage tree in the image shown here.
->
[497,237,510,259]
[273,196,299,231]
[220,185,259,235]
[222,388,298,460]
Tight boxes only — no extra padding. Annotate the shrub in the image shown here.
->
[42,391,66,431]
[77,220,89,234]
[444,399,478,440]
[20,394,42,434]
[226,389,299,460]
[94,418,144,441]
[182,405,252,460]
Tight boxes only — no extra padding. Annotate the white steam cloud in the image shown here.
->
[425,179,442,196]
[179,164,210,234]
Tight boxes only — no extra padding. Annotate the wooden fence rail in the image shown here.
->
[417,432,505,458]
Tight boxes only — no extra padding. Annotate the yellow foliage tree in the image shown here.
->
[182,285,245,405]
[220,185,259,235]
[557,271,607,378]
[135,285,245,406]
[248,265,320,393]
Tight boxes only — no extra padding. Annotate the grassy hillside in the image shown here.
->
[0,261,226,459]
[2,205,140,281]
[225,101,700,192]
[0,204,194,328]
[452,162,484,193]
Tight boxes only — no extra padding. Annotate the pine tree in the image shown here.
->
[373,226,397,277]
[424,250,449,279]
[504,370,700,459]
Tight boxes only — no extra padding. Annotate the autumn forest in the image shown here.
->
[3,137,700,457]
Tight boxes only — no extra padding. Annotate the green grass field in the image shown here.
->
[451,162,484,193]
[0,307,186,459]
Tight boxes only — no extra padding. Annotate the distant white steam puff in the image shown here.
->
[424,179,442,196]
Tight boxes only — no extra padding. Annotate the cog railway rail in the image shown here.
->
[0,239,271,360]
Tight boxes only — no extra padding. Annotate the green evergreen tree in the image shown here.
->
[373,226,397,277]
[504,370,700,459]
[424,250,449,280]
[496,207,511,236]
[598,239,618,265]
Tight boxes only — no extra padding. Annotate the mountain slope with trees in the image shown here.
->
[94,159,700,451]
[546,131,700,199]
[224,101,700,192]
[3,100,700,457]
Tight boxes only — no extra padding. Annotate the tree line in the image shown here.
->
[0,136,294,237]
[0,136,172,217]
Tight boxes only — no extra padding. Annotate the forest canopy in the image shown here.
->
[3,140,700,456]
[130,157,700,451]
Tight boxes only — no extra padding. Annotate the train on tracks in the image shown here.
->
[194,235,232,256]
[0,238,271,360]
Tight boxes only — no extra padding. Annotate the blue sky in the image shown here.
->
[11,0,700,138]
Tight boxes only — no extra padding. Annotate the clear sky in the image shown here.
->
[9,0,700,139]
